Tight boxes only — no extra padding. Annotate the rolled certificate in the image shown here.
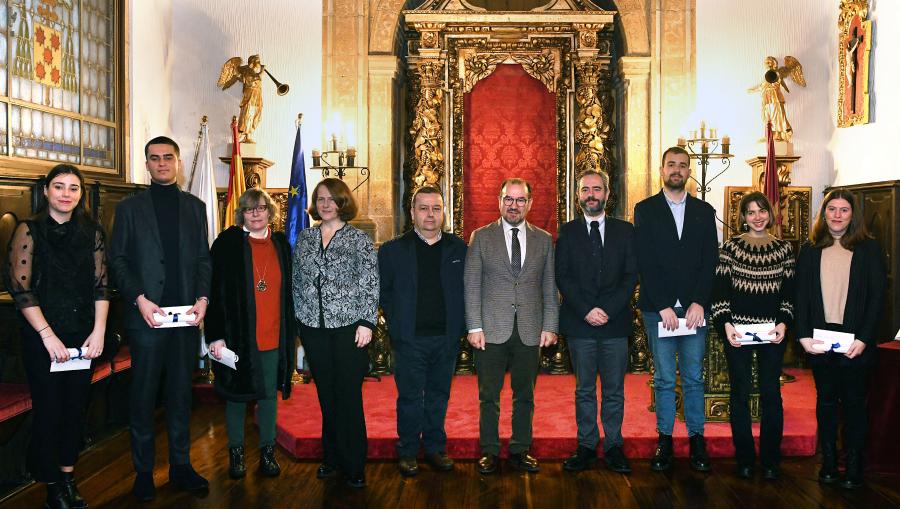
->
[811,328,854,353]
[50,348,92,372]
[734,323,776,344]
[152,306,198,328]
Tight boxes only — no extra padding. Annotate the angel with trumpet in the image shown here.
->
[218,55,289,143]
[748,56,806,142]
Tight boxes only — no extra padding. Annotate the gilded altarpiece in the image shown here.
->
[404,1,616,375]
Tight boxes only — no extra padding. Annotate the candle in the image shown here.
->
[722,135,730,155]
[677,137,686,147]
[710,128,717,139]
[699,121,706,139]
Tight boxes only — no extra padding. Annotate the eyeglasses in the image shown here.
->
[502,196,529,206]
[242,205,269,214]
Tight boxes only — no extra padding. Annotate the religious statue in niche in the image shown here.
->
[837,0,872,127]
[748,56,806,142]
[217,54,290,143]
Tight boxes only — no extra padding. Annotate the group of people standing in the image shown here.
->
[3,139,885,508]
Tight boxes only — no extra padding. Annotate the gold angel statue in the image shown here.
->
[748,56,806,142]
[218,55,265,143]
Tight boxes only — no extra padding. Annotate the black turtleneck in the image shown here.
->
[150,181,182,305]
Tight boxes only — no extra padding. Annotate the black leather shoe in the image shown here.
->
[132,472,156,503]
[818,442,839,484]
[345,475,366,489]
[316,464,338,479]
[563,446,597,472]
[477,454,499,475]
[762,465,780,480]
[61,471,86,509]
[46,482,73,509]
[169,464,209,494]
[650,433,673,472]
[229,446,246,479]
[840,449,863,489]
[509,452,540,473]
[259,445,281,477]
[689,434,711,472]
[424,452,454,472]
[604,446,632,474]
[398,457,419,477]
[736,464,754,479]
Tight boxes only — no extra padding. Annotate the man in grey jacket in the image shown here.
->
[465,178,559,475]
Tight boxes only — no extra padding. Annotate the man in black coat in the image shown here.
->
[378,186,466,477]
[556,170,637,474]
[109,136,212,501]
[634,146,719,473]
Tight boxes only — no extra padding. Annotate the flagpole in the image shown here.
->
[188,116,208,191]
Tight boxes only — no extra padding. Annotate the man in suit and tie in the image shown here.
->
[378,186,467,477]
[465,178,559,475]
[556,170,637,474]
[110,136,212,501]
[634,146,718,473]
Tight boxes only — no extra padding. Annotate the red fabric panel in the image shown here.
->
[91,362,112,383]
[275,369,818,460]
[111,345,132,373]
[463,64,558,241]
[0,383,32,421]
[867,342,900,473]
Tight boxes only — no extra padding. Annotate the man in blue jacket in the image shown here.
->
[378,186,466,477]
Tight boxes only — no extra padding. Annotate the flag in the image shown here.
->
[186,120,219,246]
[285,120,310,248]
[223,118,246,229]
[33,22,62,88]
[763,121,781,236]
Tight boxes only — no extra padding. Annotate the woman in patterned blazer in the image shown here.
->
[292,178,379,489]
[711,192,795,481]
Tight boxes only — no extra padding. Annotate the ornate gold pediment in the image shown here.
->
[460,50,558,93]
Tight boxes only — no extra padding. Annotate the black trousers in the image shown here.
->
[300,323,369,478]
[21,327,92,483]
[473,321,540,456]
[392,334,459,457]
[128,326,197,473]
[811,353,871,452]
[723,339,786,466]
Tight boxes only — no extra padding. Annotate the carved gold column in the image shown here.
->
[409,60,445,191]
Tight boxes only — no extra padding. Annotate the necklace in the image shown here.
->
[251,229,270,292]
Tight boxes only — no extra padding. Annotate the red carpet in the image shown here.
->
[275,368,817,460]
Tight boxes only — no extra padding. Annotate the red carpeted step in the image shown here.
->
[275,368,817,460]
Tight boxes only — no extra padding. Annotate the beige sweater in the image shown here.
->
[820,241,852,324]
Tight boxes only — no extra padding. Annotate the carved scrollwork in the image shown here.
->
[574,61,614,179]
[511,52,556,93]
[410,60,445,191]
[463,53,505,93]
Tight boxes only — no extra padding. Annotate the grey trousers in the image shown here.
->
[567,336,628,451]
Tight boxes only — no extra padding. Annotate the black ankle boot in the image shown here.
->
[650,433,673,472]
[259,445,281,477]
[229,446,246,479]
[61,472,86,509]
[841,449,864,489]
[818,442,839,484]
[45,482,72,509]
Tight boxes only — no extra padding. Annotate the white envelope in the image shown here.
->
[50,348,92,372]
[210,346,239,370]
[812,329,854,353]
[658,318,707,338]
[152,305,198,328]
[734,323,776,344]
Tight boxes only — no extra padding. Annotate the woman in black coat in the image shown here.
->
[206,188,295,480]
[795,189,886,490]
[5,164,109,509]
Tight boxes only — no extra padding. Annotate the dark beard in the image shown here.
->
[664,176,686,190]
[579,198,606,215]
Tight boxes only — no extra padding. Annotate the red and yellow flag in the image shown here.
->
[223,118,246,228]
[33,22,62,88]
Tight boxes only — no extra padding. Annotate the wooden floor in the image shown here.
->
[2,403,899,509]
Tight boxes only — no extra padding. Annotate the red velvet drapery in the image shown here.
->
[463,64,558,241]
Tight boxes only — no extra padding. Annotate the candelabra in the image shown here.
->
[677,121,733,201]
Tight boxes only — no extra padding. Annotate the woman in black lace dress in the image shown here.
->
[4,165,109,509]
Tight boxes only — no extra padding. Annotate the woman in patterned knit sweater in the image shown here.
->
[711,192,795,481]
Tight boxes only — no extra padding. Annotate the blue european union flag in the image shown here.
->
[286,122,310,248]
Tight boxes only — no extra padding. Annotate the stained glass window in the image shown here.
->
[0,0,118,170]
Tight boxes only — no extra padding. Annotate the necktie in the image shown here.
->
[510,227,521,276]
[590,220,603,261]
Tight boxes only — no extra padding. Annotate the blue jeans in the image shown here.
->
[643,309,707,436]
